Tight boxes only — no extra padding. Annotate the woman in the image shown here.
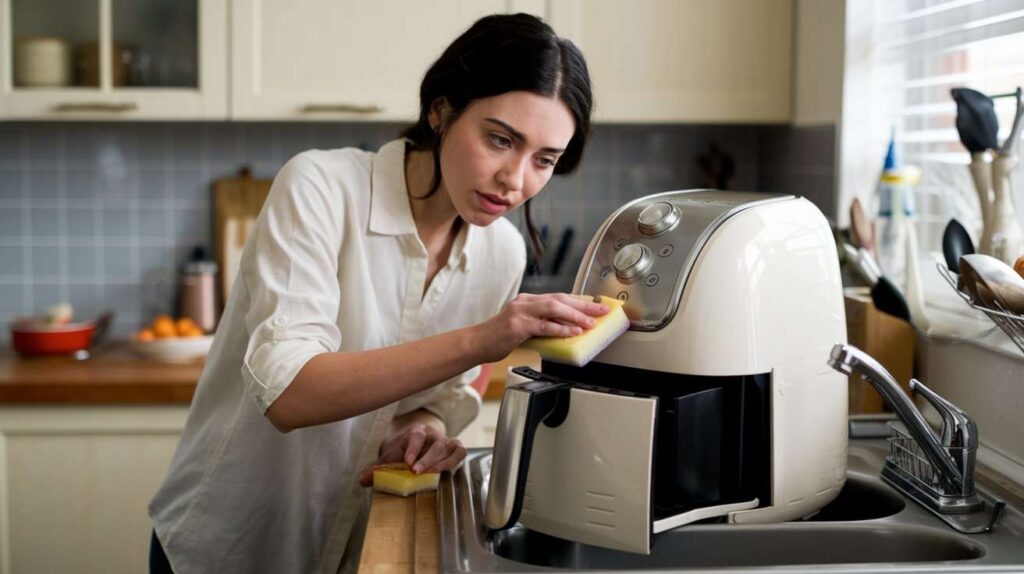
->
[148,13,601,574]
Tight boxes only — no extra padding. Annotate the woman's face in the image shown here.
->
[435,91,576,226]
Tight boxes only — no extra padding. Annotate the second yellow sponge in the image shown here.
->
[520,295,629,367]
[371,463,440,497]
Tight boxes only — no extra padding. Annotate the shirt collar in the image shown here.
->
[369,139,475,271]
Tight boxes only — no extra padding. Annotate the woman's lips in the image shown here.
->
[476,191,509,215]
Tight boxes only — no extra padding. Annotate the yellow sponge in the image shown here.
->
[519,295,629,367]
[372,463,440,497]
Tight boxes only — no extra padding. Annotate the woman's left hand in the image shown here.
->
[358,420,467,487]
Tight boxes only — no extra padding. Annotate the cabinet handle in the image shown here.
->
[52,102,139,113]
[300,103,384,114]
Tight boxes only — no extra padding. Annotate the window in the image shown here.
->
[840,0,1024,347]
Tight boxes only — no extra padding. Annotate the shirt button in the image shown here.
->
[273,316,288,327]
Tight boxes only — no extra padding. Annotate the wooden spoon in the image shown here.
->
[850,198,876,255]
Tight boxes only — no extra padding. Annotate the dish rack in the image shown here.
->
[887,423,957,496]
[937,263,1024,354]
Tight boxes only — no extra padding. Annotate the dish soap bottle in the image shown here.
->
[874,131,914,291]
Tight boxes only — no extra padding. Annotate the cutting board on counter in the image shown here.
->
[213,168,272,302]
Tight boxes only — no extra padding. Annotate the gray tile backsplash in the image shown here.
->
[0,121,834,341]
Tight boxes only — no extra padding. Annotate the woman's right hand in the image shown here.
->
[473,293,609,364]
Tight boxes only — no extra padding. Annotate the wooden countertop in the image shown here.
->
[358,491,438,574]
[0,341,203,404]
[0,344,539,405]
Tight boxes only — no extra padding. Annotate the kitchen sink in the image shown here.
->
[436,441,1024,573]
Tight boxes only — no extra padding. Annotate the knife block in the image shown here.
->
[843,287,915,413]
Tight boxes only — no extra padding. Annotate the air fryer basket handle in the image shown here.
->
[484,380,567,531]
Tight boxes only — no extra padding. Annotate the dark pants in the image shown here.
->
[150,530,174,574]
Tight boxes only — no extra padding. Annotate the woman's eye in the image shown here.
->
[489,134,512,149]
[536,156,557,168]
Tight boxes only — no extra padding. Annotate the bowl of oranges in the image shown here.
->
[131,315,214,363]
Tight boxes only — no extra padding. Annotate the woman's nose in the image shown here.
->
[496,155,527,191]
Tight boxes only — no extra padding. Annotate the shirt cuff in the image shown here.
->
[241,338,329,413]
[422,384,482,438]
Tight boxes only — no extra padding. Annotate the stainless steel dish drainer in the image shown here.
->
[937,263,1024,354]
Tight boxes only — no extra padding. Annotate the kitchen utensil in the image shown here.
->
[849,198,875,254]
[10,320,94,355]
[487,190,847,554]
[549,227,575,275]
[8,309,116,357]
[942,219,975,272]
[14,36,71,87]
[214,167,272,302]
[841,243,880,286]
[131,335,214,363]
[528,225,549,275]
[986,88,1024,264]
[951,88,999,153]
[903,222,930,330]
[872,275,911,322]
[952,88,999,252]
[958,253,1024,314]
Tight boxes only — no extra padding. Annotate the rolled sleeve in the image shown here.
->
[420,368,483,437]
[238,153,344,413]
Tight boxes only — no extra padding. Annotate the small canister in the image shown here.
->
[15,36,71,87]
[177,247,220,334]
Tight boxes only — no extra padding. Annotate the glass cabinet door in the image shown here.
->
[11,0,98,88]
[112,0,198,88]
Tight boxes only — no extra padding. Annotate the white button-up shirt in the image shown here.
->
[149,139,526,574]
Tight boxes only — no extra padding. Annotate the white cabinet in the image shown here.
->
[0,405,188,574]
[230,0,545,121]
[0,0,227,120]
[549,0,794,123]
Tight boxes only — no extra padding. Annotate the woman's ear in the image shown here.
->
[428,98,451,133]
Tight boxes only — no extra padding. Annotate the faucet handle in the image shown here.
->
[910,379,978,450]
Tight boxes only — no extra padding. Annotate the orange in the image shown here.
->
[181,326,204,338]
[152,316,177,339]
[137,328,155,342]
[175,317,198,336]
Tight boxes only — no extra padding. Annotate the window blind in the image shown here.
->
[879,0,1024,165]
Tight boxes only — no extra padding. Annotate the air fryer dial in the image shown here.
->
[612,243,652,281]
[576,190,793,331]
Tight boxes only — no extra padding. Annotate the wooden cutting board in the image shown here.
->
[357,491,438,574]
[213,168,272,302]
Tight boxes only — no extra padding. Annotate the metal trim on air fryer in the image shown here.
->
[574,190,794,331]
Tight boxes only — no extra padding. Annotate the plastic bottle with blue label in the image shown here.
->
[875,132,915,291]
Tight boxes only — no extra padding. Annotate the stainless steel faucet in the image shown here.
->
[828,344,982,514]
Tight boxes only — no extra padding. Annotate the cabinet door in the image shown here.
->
[0,406,187,574]
[0,0,227,120]
[232,0,541,121]
[550,0,793,123]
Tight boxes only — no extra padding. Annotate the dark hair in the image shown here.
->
[400,13,593,258]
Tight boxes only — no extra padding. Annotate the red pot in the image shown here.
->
[9,320,96,356]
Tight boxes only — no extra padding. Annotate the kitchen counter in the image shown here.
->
[359,492,439,574]
[0,344,538,405]
[359,442,1024,573]
[0,341,203,403]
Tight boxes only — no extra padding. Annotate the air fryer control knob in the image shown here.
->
[637,201,680,236]
[612,243,652,281]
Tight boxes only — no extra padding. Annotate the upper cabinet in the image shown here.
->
[0,0,227,120]
[0,0,793,123]
[549,0,793,124]
[230,0,546,122]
